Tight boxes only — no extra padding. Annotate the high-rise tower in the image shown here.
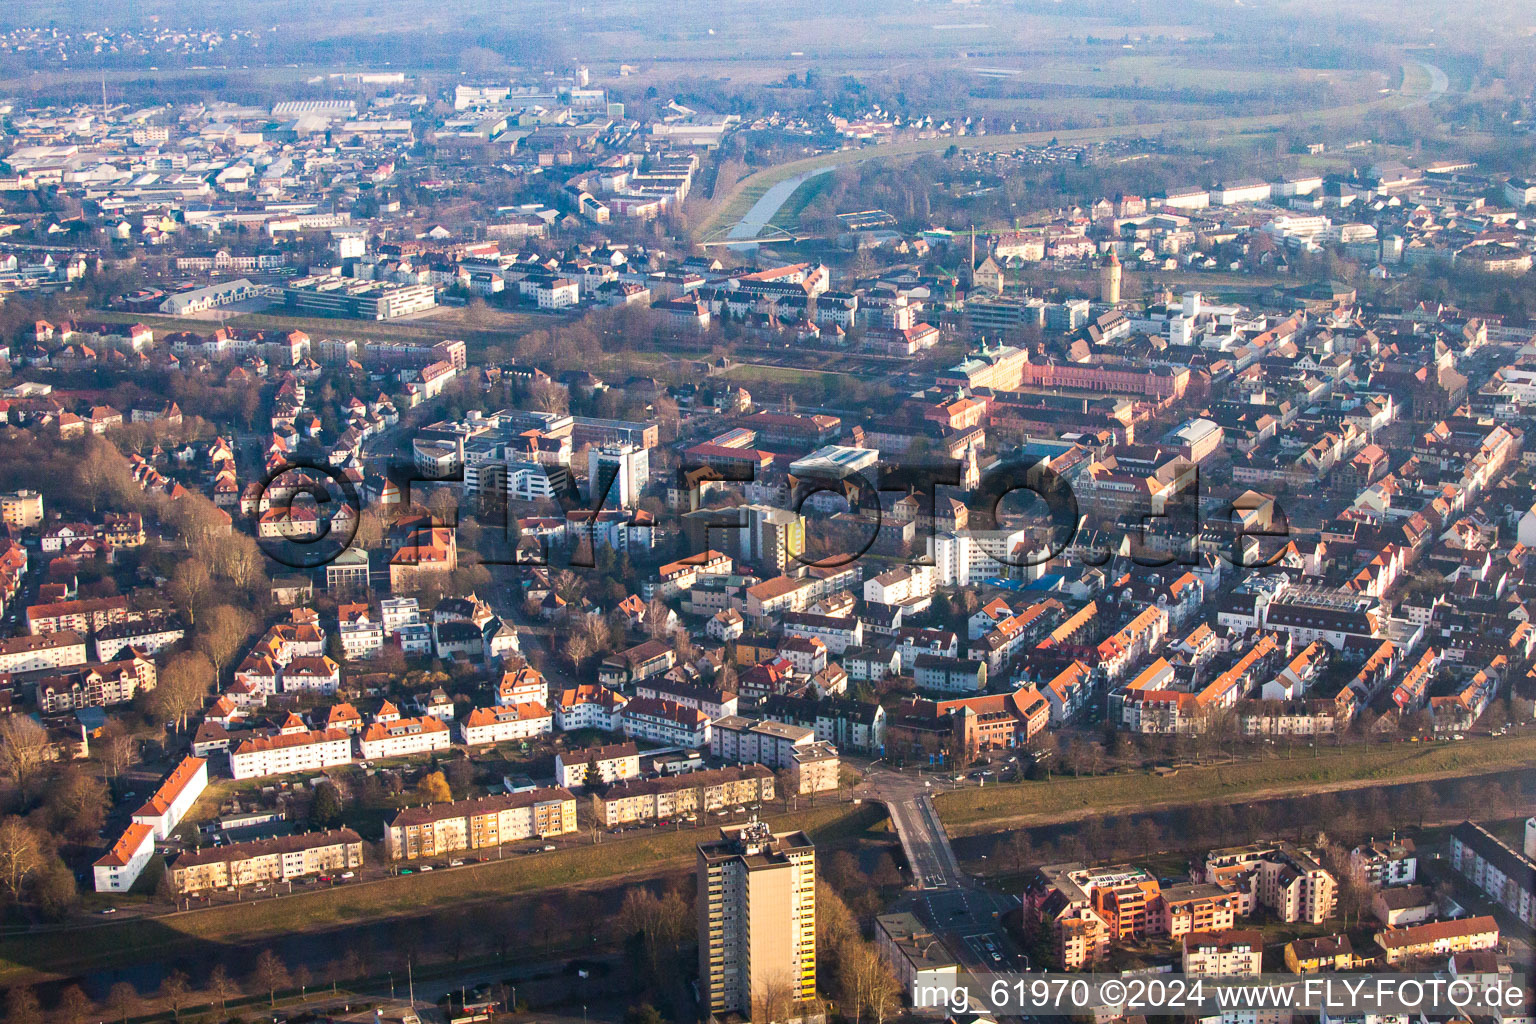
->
[697,821,816,1021]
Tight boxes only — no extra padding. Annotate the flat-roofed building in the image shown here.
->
[697,822,816,1019]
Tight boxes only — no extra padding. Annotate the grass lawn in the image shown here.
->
[721,362,853,387]
[768,172,834,232]
[936,734,1536,833]
[0,802,880,985]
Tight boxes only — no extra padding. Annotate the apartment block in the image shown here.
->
[383,788,577,860]
[358,716,451,759]
[459,703,552,745]
[697,823,816,1019]
[1449,820,1536,927]
[93,822,155,893]
[595,765,774,827]
[168,829,365,893]
[1182,929,1264,976]
[1203,842,1338,925]
[131,756,208,840]
[230,727,353,780]
[554,742,641,789]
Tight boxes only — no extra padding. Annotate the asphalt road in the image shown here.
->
[856,763,1030,986]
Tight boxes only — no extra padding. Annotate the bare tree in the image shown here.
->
[161,969,190,1022]
[100,722,138,781]
[169,559,213,624]
[253,949,289,1006]
[54,984,93,1024]
[206,964,235,1014]
[751,969,800,1024]
[0,816,41,900]
[46,767,109,843]
[0,715,49,795]
[106,983,139,1024]
[5,986,42,1024]
[153,650,216,732]
[197,605,255,677]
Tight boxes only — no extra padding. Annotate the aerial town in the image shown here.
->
[0,3,1531,1024]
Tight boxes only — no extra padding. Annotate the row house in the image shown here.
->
[1376,916,1499,965]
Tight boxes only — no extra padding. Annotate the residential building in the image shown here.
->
[168,829,365,893]
[1449,820,1536,927]
[0,489,43,528]
[555,683,629,732]
[93,822,155,893]
[875,911,960,992]
[459,703,553,745]
[383,788,577,860]
[1375,916,1499,965]
[594,764,774,827]
[358,716,452,759]
[1182,930,1264,976]
[1351,837,1417,888]
[697,822,816,1019]
[230,727,353,780]
[1284,934,1356,973]
[554,742,642,789]
[1202,842,1337,924]
[0,632,87,674]
[131,756,208,840]
[620,697,711,747]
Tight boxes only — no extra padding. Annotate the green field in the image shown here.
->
[935,734,1536,834]
[768,172,834,233]
[721,362,854,387]
[0,802,879,985]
